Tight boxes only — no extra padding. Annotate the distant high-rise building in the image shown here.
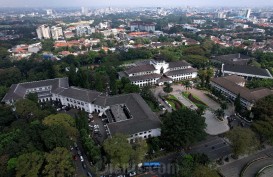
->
[36,25,51,39]
[51,26,63,40]
[81,7,89,16]
[46,9,53,16]
[130,21,156,32]
[246,9,251,19]
[238,9,251,19]
[217,12,226,19]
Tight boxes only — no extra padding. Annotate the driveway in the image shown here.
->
[204,110,230,135]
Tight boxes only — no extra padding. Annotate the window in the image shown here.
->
[139,133,143,135]
[144,136,147,139]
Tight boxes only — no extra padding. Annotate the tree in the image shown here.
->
[124,84,140,94]
[161,108,206,150]
[198,69,207,87]
[80,129,101,164]
[252,95,273,120]
[0,86,7,100]
[192,165,220,177]
[41,125,70,151]
[26,93,38,103]
[234,94,242,113]
[177,153,212,177]
[131,138,148,164]
[214,108,225,120]
[252,118,273,145]
[15,151,44,177]
[43,113,78,139]
[15,99,39,119]
[43,147,75,177]
[220,102,227,110]
[103,134,133,168]
[163,83,173,93]
[0,105,15,126]
[226,127,259,157]
[184,80,191,90]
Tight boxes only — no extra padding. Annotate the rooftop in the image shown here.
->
[211,76,273,102]
[125,64,156,75]
[2,77,69,102]
[223,64,272,78]
[165,68,198,76]
[214,53,253,65]
[168,60,191,69]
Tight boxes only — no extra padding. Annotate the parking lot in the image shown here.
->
[88,113,110,144]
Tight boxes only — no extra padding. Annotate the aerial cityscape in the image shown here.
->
[1,1,273,177]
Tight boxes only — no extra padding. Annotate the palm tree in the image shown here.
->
[184,80,191,90]
[214,108,225,121]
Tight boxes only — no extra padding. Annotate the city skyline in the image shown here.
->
[0,0,273,8]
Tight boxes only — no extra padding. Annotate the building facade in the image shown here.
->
[130,21,156,32]
[76,25,94,37]
[211,75,273,110]
[36,25,51,39]
[51,26,63,40]
[118,60,198,87]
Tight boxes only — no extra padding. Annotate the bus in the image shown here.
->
[143,162,161,169]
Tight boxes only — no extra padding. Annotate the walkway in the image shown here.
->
[204,110,229,135]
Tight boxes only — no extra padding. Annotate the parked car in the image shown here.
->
[80,156,84,162]
[82,162,87,169]
[129,171,136,176]
[87,172,93,177]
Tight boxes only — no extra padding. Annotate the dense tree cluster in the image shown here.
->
[0,98,76,177]
[161,108,207,150]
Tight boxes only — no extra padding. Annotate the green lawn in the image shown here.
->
[164,94,184,110]
[182,91,207,109]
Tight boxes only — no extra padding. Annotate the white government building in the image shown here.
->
[118,59,198,87]
[2,78,161,142]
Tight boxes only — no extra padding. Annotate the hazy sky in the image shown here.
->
[0,0,273,7]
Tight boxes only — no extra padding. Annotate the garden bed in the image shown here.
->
[182,92,207,109]
[163,95,184,110]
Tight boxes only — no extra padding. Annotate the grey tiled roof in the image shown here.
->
[211,76,273,102]
[165,68,197,76]
[215,53,252,65]
[168,60,191,68]
[223,75,245,84]
[2,77,69,102]
[104,93,161,135]
[128,73,161,82]
[58,87,102,103]
[117,71,128,78]
[223,64,272,78]
[125,64,156,75]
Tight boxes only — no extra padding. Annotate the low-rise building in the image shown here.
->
[213,54,273,79]
[211,75,273,110]
[118,59,198,87]
[2,78,161,141]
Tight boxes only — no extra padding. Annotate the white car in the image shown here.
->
[129,172,136,176]
[80,156,84,162]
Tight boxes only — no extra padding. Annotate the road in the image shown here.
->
[219,148,273,177]
[187,135,232,161]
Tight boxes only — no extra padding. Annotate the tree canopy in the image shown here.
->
[161,108,207,150]
[226,127,259,157]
